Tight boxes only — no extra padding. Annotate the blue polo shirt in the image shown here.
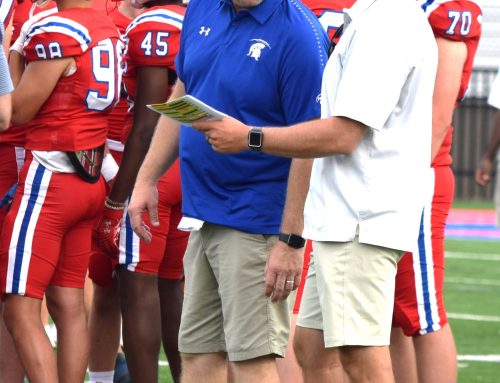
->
[176,0,328,234]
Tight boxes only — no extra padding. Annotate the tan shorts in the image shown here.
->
[178,223,290,361]
[297,236,402,347]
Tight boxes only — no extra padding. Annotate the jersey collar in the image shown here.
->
[219,0,283,24]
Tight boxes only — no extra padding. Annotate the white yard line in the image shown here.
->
[446,276,500,286]
[445,251,500,261]
[458,355,500,363]
[448,312,500,322]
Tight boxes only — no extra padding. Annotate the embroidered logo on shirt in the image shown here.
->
[247,39,271,61]
[199,26,211,36]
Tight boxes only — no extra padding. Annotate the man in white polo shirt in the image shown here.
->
[476,67,500,226]
[191,0,438,380]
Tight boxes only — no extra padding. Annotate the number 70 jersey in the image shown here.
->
[23,8,123,152]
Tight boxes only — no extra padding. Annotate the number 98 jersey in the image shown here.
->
[123,5,185,103]
[23,8,123,152]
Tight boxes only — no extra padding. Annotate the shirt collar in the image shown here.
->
[219,0,282,24]
[343,0,377,28]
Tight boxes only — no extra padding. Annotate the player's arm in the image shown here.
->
[135,79,184,185]
[107,65,172,203]
[475,110,500,187]
[127,79,184,242]
[10,56,73,125]
[0,92,11,132]
[431,37,467,162]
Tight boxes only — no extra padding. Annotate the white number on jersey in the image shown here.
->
[85,38,124,111]
[446,10,472,36]
[35,42,62,59]
[140,31,170,56]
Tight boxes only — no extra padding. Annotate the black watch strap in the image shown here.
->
[278,232,306,249]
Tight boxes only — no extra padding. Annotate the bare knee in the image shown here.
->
[46,287,86,326]
[340,346,393,382]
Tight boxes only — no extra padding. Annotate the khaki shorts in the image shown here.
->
[179,223,290,361]
[297,236,402,347]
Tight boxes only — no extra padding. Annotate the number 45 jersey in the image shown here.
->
[123,5,185,105]
[22,8,123,152]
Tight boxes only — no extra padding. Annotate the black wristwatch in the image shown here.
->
[248,127,263,152]
[278,232,306,249]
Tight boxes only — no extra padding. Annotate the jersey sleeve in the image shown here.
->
[427,0,482,42]
[23,15,91,62]
[125,9,183,69]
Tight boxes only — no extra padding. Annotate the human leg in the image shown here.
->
[159,278,183,382]
[294,326,343,382]
[0,301,25,383]
[88,246,123,379]
[389,327,417,383]
[88,282,121,374]
[3,295,57,383]
[294,250,343,382]
[119,268,161,383]
[229,355,280,383]
[0,144,25,382]
[413,324,457,383]
[393,167,457,383]
[181,352,227,383]
[157,202,188,382]
[340,346,394,383]
[46,285,89,383]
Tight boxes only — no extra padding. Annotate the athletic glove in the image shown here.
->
[0,183,18,212]
[93,198,125,258]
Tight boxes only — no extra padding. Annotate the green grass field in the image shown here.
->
[446,238,500,383]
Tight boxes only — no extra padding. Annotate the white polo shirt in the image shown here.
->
[303,0,438,252]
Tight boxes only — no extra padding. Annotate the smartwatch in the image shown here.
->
[248,127,263,152]
[278,232,306,249]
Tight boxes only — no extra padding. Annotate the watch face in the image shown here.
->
[249,129,262,148]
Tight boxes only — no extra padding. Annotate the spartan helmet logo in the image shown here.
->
[247,39,271,61]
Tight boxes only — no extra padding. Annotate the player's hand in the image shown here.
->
[128,182,159,243]
[192,116,249,154]
[475,157,493,187]
[93,204,124,258]
[0,183,18,212]
[264,240,304,303]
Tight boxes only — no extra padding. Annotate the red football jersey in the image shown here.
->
[301,0,355,39]
[422,0,482,166]
[23,8,122,151]
[106,6,134,143]
[0,2,58,147]
[122,4,184,142]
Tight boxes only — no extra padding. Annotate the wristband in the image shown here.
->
[104,197,126,210]
[101,153,119,182]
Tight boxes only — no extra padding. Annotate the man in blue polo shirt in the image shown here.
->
[127,0,328,381]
